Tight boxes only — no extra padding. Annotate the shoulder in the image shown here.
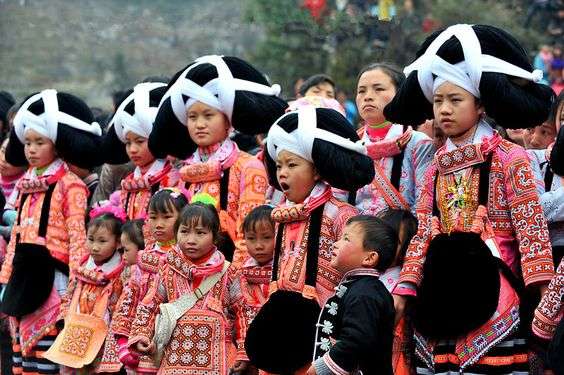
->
[325,197,358,220]
[345,277,394,308]
[59,171,88,192]
[495,140,531,166]
[234,151,264,172]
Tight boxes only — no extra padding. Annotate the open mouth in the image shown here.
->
[279,182,290,191]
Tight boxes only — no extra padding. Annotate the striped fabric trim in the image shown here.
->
[324,353,351,375]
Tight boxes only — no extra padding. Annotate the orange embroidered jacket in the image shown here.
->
[240,258,272,318]
[179,151,268,267]
[272,197,357,306]
[533,257,563,339]
[128,249,252,374]
[60,253,125,373]
[0,170,88,283]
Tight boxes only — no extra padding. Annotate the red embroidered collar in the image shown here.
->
[271,183,332,223]
[435,133,502,175]
[17,163,67,193]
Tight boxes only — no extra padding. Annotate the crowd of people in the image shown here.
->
[0,23,561,375]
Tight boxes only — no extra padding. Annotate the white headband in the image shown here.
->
[404,24,544,102]
[109,82,167,143]
[13,89,102,143]
[161,55,281,125]
[266,106,366,162]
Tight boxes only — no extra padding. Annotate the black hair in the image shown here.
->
[384,25,556,129]
[357,63,406,90]
[149,56,288,160]
[551,124,564,176]
[148,189,188,216]
[112,90,129,110]
[243,205,274,234]
[346,215,398,272]
[88,213,123,238]
[264,108,375,191]
[6,92,103,169]
[299,74,336,97]
[377,209,418,267]
[121,219,145,250]
[175,202,220,241]
[549,90,564,128]
[0,91,16,136]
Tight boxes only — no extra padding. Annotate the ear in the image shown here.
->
[313,167,321,182]
[362,250,379,268]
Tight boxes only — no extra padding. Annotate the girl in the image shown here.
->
[0,89,102,374]
[241,205,275,316]
[103,81,179,221]
[245,107,375,374]
[0,138,25,208]
[120,219,145,266]
[354,63,435,216]
[111,188,187,374]
[129,203,251,375]
[48,208,126,373]
[378,208,418,375]
[384,24,555,374]
[148,55,287,266]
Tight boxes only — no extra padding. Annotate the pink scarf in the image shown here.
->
[272,182,332,223]
[180,138,239,184]
[186,248,226,289]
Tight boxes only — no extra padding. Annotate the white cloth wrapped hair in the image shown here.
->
[161,55,281,125]
[14,89,102,143]
[109,82,167,142]
[404,24,544,102]
[266,106,366,162]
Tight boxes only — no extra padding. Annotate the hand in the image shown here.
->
[306,365,317,375]
[392,294,407,326]
[136,337,155,354]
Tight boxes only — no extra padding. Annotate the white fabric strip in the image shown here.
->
[14,89,102,143]
[109,82,167,143]
[161,55,281,125]
[266,106,366,162]
[404,24,543,102]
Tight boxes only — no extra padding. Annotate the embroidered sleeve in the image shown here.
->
[0,193,24,283]
[58,277,78,321]
[111,270,141,337]
[226,268,252,361]
[541,187,564,223]
[532,258,564,340]
[324,294,386,373]
[128,269,167,346]
[333,204,358,239]
[63,182,89,273]
[398,165,435,287]
[504,149,554,285]
[232,158,267,266]
[410,136,435,213]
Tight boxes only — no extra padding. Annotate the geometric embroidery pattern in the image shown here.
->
[59,325,94,357]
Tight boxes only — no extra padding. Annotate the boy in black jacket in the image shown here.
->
[307,215,396,375]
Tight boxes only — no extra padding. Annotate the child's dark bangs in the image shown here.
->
[149,193,177,215]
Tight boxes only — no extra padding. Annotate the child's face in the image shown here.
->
[87,225,119,266]
[433,81,482,141]
[525,122,556,150]
[125,131,155,169]
[331,222,377,273]
[176,219,215,262]
[120,232,139,266]
[186,101,230,147]
[23,129,56,168]
[244,220,275,266]
[0,140,25,177]
[148,207,179,243]
[276,150,319,204]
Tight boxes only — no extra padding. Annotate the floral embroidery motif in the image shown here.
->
[59,325,94,357]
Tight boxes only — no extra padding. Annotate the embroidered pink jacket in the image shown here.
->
[533,258,563,339]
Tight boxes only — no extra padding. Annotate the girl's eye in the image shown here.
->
[288,163,297,168]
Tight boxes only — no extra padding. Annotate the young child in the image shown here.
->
[120,219,145,266]
[307,215,396,375]
[148,55,287,266]
[111,189,187,374]
[0,89,102,374]
[49,208,126,373]
[378,208,418,375]
[384,24,555,373]
[245,107,375,374]
[103,81,179,221]
[129,203,252,374]
[240,205,275,316]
